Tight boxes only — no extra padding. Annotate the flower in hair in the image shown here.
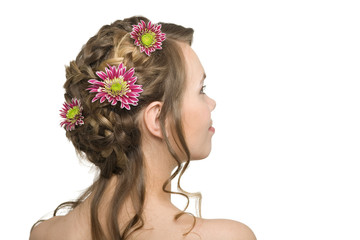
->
[130,20,166,56]
[60,98,84,131]
[87,63,143,110]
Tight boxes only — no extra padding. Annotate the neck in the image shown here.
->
[73,134,183,224]
[142,138,179,205]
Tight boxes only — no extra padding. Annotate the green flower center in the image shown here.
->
[66,106,80,119]
[111,82,122,92]
[105,77,129,97]
[141,32,155,47]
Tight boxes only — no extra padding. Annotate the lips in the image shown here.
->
[209,121,215,133]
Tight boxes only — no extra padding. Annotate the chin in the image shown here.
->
[189,148,212,161]
[190,157,208,161]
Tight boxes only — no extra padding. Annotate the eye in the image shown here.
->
[200,85,207,94]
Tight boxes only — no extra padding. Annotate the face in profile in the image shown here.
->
[181,44,216,160]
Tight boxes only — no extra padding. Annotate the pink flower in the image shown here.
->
[60,98,84,131]
[87,63,143,110]
[130,20,166,56]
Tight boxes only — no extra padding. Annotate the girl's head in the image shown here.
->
[59,16,215,239]
[63,16,215,177]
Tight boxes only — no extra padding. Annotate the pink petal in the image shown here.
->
[127,77,137,84]
[100,96,107,103]
[121,102,129,110]
[89,79,105,86]
[123,68,134,79]
[131,85,143,91]
[119,67,125,76]
[106,67,114,79]
[96,71,108,80]
[127,99,136,104]
[87,88,99,93]
[92,96,100,102]
[144,48,151,56]
[96,92,107,97]
[93,92,105,101]
[123,97,130,104]
[113,66,121,78]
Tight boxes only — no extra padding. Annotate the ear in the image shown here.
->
[143,101,163,139]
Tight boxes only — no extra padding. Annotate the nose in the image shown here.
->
[207,95,216,111]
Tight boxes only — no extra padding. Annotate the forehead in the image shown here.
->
[181,43,204,85]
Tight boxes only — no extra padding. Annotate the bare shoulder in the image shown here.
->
[29,216,68,240]
[196,218,256,240]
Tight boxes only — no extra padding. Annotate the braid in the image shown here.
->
[63,19,141,176]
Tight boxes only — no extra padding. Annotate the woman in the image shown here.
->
[30,16,256,240]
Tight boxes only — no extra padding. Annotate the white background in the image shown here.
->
[1,0,359,239]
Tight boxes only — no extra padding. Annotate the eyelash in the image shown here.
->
[200,85,207,94]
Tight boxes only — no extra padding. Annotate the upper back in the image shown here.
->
[30,215,256,240]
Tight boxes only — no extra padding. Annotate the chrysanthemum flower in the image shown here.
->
[87,63,143,110]
[60,98,84,131]
[130,20,166,56]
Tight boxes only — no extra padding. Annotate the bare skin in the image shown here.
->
[30,44,256,240]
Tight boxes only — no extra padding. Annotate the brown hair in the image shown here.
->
[32,16,199,239]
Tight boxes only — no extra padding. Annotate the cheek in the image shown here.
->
[184,104,212,160]
[182,100,210,140]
